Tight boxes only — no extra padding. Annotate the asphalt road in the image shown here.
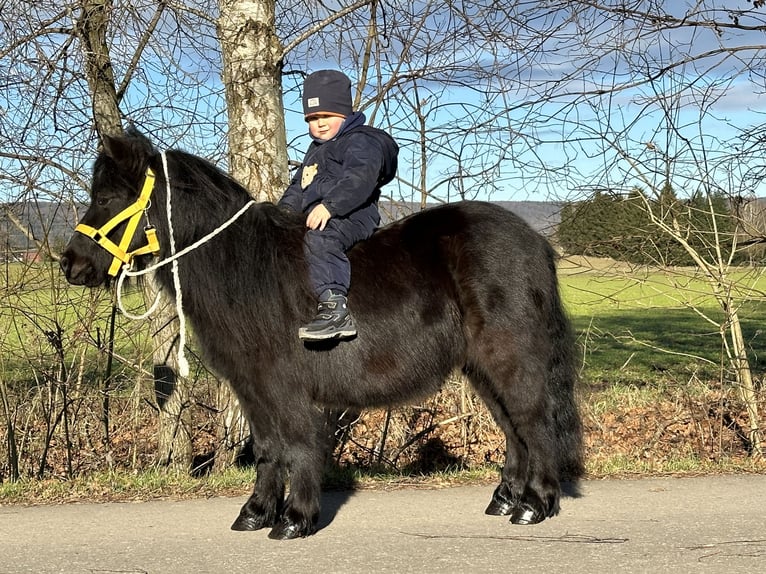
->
[1,475,764,573]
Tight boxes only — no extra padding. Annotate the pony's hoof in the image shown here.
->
[268,518,315,540]
[231,513,270,531]
[485,488,516,516]
[485,497,515,515]
[510,503,546,525]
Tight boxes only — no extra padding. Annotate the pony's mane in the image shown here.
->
[151,147,312,321]
[163,148,306,233]
[165,149,251,213]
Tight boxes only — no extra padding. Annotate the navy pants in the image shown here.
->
[304,217,375,297]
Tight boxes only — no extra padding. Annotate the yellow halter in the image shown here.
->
[75,167,161,276]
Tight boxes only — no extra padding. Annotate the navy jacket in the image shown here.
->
[278,112,398,230]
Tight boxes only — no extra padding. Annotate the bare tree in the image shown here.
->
[0,0,227,475]
[561,2,766,455]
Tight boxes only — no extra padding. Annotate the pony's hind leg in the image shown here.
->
[484,433,527,516]
[466,366,530,517]
[465,360,560,525]
[505,413,561,525]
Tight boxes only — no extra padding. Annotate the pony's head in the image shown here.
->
[60,130,160,287]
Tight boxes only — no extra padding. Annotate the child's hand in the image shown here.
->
[306,204,332,230]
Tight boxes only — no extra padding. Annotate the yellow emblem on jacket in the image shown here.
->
[301,164,318,189]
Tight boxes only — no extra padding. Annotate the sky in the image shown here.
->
[275,1,766,203]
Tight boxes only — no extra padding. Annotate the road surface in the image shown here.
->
[1,475,764,573]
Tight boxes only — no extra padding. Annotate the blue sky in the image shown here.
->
[275,2,766,203]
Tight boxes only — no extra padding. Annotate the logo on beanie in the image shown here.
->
[307,97,320,109]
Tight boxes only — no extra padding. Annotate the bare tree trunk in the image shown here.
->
[75,0,122,138]
[215,0,288,469]
[218,0,288,201]
[76,0,193,470]
[144,277,193,471]
[214,382,251,469]
[0,376,19,482]
[728,310,764,457]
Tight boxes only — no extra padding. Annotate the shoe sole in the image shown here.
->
[298,328,357,341]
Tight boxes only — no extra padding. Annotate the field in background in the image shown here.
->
[560,255,766,381]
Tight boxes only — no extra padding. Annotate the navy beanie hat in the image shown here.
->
[302,70,353,119]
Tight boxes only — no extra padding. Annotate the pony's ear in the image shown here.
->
[99,130,156,175]
[100,133,125,160]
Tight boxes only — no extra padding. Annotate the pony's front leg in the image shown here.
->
[267,450,324,539]
[268,420,329,540]
[231,456,285,531]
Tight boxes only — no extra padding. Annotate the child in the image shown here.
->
[279,70,399,341]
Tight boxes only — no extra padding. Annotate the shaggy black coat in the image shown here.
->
[60,131,583,540]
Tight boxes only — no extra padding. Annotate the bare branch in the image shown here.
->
[279,0,373,61]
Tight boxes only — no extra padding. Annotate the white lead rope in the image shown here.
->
[115,151,257,377]
[163,151,189,377]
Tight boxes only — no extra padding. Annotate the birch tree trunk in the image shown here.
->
[218,0,288,201]
[76,0,192,470]
[215,0,288,468]
[144,278,193,471]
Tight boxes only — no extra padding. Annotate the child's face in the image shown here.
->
[307,114,345,141]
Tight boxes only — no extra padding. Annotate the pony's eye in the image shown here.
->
[96,197,110,207]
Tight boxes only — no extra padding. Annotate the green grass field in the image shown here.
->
[1,261,149,388]
[5,258,765,383]
[3,258,766,401]
[559,258,766,387]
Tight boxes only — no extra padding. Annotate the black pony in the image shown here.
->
[60,131,583,540]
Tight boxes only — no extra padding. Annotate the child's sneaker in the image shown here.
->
[299,289,357,341]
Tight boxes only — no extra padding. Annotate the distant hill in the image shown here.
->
[1,199,564,257]
[498,200,563,236]
[0,201,81,257]
[380,200,562,236]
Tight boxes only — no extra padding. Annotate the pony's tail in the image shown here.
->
[547,272,585,482]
